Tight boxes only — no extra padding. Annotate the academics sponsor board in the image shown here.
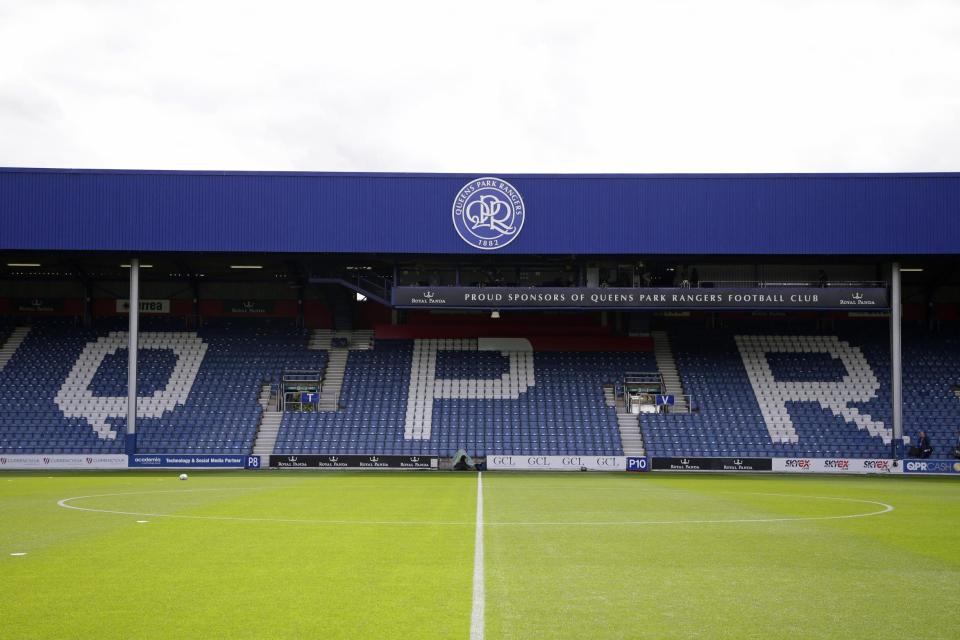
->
[486,455,626,471]
[0,454,128,469]
[128,454,247,468]
[773,458,900,474]
[392,287,888,310]
[116,299,170,314]
[269,455,437,469]
[902,459,960,475]
[651,457,773,472]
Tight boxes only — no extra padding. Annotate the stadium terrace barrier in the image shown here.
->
[486,455,626,471]
[902,459,960,475]
[772,458,901,474]
[127,454,248,468]
[0,454,128,469]
[374,323,613,340]
[269,455,437,469]
[651,457,773,471]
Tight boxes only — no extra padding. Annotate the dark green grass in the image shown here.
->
[1,471,958,639]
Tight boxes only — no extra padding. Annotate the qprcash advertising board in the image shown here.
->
[486,455,627,471]
[902,459,960,475]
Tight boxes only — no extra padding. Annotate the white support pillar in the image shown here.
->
[890,262,903,455]
[126,259,140,452]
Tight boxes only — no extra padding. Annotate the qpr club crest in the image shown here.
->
[452,177,525,250]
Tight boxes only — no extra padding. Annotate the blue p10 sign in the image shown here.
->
[626,457,649,472]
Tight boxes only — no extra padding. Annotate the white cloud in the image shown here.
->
[0,0,958,172]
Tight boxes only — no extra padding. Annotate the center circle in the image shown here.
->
[57,487,893,526]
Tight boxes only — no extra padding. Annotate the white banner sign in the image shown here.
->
[773,458,900,474]
[0,454,129,469]
[116,299,170,314]
[487,455,626,471]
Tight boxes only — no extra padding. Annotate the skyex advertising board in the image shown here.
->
[902,459,960,475]
[128,454,247,468]
[392,287,888,310]
[269,455,437,469]
[486,455,626,471]
[651,457,772,472]
[0,454,128,469]
[773,458,901,474]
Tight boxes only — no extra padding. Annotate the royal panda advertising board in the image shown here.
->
[650,457,772,472]
[772,458,901,474]
[486,455,626,471]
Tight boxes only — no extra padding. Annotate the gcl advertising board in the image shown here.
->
[486,455,626,471]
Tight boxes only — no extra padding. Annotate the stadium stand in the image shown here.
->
[641,324,960,458]
[1,315,957,459]
[0,318,326,454]
[273,338,656,456]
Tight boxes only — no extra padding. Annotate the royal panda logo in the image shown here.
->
[85,457,94,464]
[452,177,525,250]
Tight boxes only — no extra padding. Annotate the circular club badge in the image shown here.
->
[452,177,525,250]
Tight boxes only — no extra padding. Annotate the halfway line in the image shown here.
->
[470,472,485,640]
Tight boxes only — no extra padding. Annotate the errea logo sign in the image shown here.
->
[452,177,525,250]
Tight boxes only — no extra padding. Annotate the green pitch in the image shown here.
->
[1,472,958,639]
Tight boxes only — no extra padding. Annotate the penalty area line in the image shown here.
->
[470,472,484,640]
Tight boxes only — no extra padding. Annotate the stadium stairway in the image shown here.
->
[319,350,347,410]
[310,329,373,411]
[0,326,30,372]
[605,385,645,455]
[650,330,689,413]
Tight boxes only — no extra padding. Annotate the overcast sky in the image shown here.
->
[0,0,958,173]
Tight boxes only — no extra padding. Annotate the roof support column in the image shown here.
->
[125,258,140,455]
[890,262,903,458]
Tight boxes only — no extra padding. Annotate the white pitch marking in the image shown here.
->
[136,520,149,524]
[470,472,485,640]
[55,488,894,527]
[10,552,27,556]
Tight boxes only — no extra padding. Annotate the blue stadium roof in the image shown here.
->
[1,167,958,255]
